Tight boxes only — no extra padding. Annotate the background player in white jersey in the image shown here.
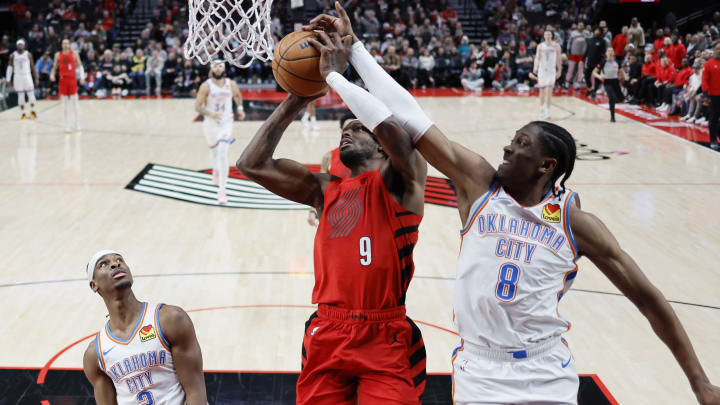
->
[195,60,245,204]
[529,30,561,120]
[83,250,207,404]
[6,39,39,120]
[50,39,85,133]
[304,4,720,404]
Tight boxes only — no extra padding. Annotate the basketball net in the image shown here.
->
[184,0,274,68]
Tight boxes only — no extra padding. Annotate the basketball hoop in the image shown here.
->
[184,0,274,68]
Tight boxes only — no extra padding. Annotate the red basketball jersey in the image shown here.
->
[328,148,351,178]
[58,51,76,80]
[313,170,422,309]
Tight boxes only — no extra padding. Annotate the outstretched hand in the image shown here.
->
[302,1,357,43]
[696,382,720,405]
[307,31,352,80]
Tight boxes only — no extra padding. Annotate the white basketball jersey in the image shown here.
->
[538,42,557,73]
[206,78,233,122]
[454,182,578,349]
[12,51,32,78]
[95,302,186,405]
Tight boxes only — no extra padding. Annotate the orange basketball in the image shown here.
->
[272,31,344,97]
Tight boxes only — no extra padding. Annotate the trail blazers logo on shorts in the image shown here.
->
[139,325,157,342]
[542,203,561,223]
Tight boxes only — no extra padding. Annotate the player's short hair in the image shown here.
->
[530,121,576,196]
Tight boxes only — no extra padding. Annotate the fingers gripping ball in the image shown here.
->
[272,31,341,97]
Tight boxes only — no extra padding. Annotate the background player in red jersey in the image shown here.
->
[50,39,84,133]
[236,36,428,405]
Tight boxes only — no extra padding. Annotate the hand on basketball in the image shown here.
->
[695,382,720,405]
[307,31,353,80]
[303,1,357,43]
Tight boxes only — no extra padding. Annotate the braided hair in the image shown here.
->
[530,121,576,196]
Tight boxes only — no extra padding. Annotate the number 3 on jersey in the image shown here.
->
[137,391,154,405]
[495,263,520,301]
[359,236,372,266]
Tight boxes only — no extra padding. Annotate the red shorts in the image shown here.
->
[298,305,426,405]
[58,77,78,96]
[569,54,583,64]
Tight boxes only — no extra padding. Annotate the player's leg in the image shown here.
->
[216,141,229,203]
[297,313,356,405]
[61,95,70,132]
[17,91,27,119]
[203,121,220,184]
[356,318,426,405]
[27,89,37,118]
[72,93,81,130]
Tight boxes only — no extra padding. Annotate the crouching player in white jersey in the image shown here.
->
[83,250,208,404]
[6,39,39,120]
[303,3,720,404]
[195,60,245,204]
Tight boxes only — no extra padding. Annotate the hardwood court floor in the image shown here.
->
[1,94,719,404]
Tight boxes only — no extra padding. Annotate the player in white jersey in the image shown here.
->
[530,30,561,120]
[82,250,207,404]
[303,4,720,403]
[195,60,245,204]
[6,39,39,120]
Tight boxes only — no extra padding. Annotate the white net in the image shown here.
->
[184,0,274,68]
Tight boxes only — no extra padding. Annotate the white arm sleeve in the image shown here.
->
[349,41,433,142]
[6,66,12,82]
[325,71,391,132]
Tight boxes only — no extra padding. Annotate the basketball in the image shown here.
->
[272,31,340,97]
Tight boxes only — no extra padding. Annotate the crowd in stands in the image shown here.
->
[2,0,720,133]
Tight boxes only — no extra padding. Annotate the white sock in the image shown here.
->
[18,91,26,109]
[209,146,219,177]
[72,94,81,129]
[349,42,433,140]
[216,142,229,190]
[62,95,69,129]
[28,91,36,108]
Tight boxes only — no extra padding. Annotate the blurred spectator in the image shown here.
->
[145,49,164,96]
[130,49,146,92]
[173,59,200,97]
[461,61,484,91]
[35,51,53,97]
[612,27,628,64]
[418,47,435,89]
[400,47,419,89]
[162,52,181,90]
[515,45,534,84]
[383,45,402,82]
[107,63,129,98]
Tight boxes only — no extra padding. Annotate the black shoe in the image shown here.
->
[610,117,616,123]
[710,143,720,151]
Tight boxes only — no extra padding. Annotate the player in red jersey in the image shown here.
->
[237,37,428,405]
[50,38,84,133]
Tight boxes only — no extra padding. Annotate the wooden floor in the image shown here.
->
[1,94,719,404]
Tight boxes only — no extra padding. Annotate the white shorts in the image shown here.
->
[14,75,34,93]
[452,337,579,405]
[537,69,556,88]
[203,119,234,147]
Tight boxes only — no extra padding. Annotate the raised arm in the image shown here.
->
[304,2,495,218]
[236,94,329,210]
[83,339,119,405]
[159,305,207,405]
[571,207,720,404]
[309,31,428,214]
